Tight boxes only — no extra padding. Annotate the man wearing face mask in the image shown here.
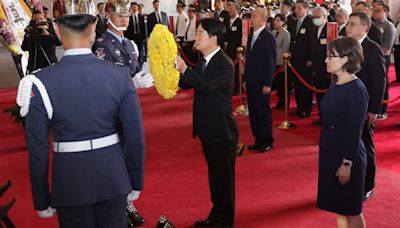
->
[92,0,152,227]
[310,7,330,126]
[92,0,153,89]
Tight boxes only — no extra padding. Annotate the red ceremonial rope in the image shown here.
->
[178,47,196,67]
[288,63,328,94]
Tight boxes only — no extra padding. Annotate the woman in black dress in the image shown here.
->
[317,37,369,228]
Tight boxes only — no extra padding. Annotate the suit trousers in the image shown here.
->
[381,55,390,113]
[291,62,313,115]
[247,91,274,146]
[56,195,127,228]
[394,45,400,82]
[201,138,237,227]
[363,123,376,193]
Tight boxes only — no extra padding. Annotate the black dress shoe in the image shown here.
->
[311,119,321,125]
[363,190,375,201]
[127,209,145,226]
[297,112,309,119]
[194,218,217,227]
[0,180,11,198]
[247,144,261,150]
[256,145,273,153]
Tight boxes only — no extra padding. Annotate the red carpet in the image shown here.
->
[1,66,400,227]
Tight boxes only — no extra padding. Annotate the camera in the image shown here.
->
[25,20,49,37]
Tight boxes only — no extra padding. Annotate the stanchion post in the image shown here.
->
[278,53,296,129]
[234,47,247,115]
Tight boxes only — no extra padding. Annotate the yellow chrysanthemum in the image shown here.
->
[148,24,180,99]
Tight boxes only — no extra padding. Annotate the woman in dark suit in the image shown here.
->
[317,37,369,228]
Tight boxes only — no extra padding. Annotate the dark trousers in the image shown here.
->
[314,70,330,116]
[381,55,390,113]
[272,65,290,108]
[394,45,400,82]
[131,34,145,66]
[362,123,376,193]
[201,138,237,227]
[182,41,198,66]
[247,91,274,146]
[56,195,127,228]
[292,61,313,115]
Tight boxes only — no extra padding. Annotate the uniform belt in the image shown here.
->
[53,133,119,153]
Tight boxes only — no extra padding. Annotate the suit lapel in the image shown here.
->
[203,50,222,75]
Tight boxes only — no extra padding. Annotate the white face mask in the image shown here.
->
[108,19,127,31]
[313,18,324,27]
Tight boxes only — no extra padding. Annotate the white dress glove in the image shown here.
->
[127,190,141,202]
[37,206,56,218]
[133,71,154,88]
[141,61,150,75]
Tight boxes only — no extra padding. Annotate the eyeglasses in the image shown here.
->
[327,53,341,59]
[345,22,363,27]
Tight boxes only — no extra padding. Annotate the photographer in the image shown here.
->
[21,11,61,73]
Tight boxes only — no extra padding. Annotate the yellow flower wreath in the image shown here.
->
[148,24,180,99]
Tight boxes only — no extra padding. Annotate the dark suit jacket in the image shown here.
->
[125,14,146,43]
[368,23,382,47]
[311,24,327,77]
[339,26,346,37]
[225,17,242,60]
[26,54,145,210]
[215,9,230,30]
[289,15,316,65]
[96,14,107,40]
[147,11,170,36]
[179,50,238,143]
[244,28,277,90]
[21,28,61,73]
[356,37,386,114]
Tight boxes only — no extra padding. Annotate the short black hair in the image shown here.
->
[295,0,308,8]
[43,6,48,11]
[274,13,287,25]
[56,15,96,33]
[32,10,43,16]
[328,37,364,74]
[197,18,226,47]
[349,12,371,30]
[97,3,104,8]
[282,0,293,8]
[131,2,138,7]
[354,2,371,10]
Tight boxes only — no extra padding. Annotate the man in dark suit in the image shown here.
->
[214,0,230,30]
[289,0,316,118]
[95,2,107,39]
[353,2,382,46]
[310,7,330,125]
[21,11,61,73]
[125,2,146,65]
[147,0,170,35]
[225,2,242,94]
[176,18,238,228]
[335,8,349,37]
[281,0,296,31]
[245,8,276,152]
[20,0,145,226]
[346,12,386,201]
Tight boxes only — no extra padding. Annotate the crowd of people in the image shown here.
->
[15,0,400,228]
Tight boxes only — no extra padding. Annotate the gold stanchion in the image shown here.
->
[278,53,296,129]
[234,47,247,115]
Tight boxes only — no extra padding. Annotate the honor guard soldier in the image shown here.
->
[92,0,153,89]
[17,0,146,227]
[92,0,151,226]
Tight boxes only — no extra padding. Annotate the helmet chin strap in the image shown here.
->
[108,19,127,32]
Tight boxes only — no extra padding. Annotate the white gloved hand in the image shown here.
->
[141,61,151,75]
[37,206,56,218]
[127,190,141,201]
[133,71,154,88]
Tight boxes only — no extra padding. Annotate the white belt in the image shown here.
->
[53,133,119,153]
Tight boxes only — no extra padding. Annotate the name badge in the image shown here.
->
[300,28,306,34]
[219,17,224,22]
[320,38,327,45]
[231,26,237,31]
